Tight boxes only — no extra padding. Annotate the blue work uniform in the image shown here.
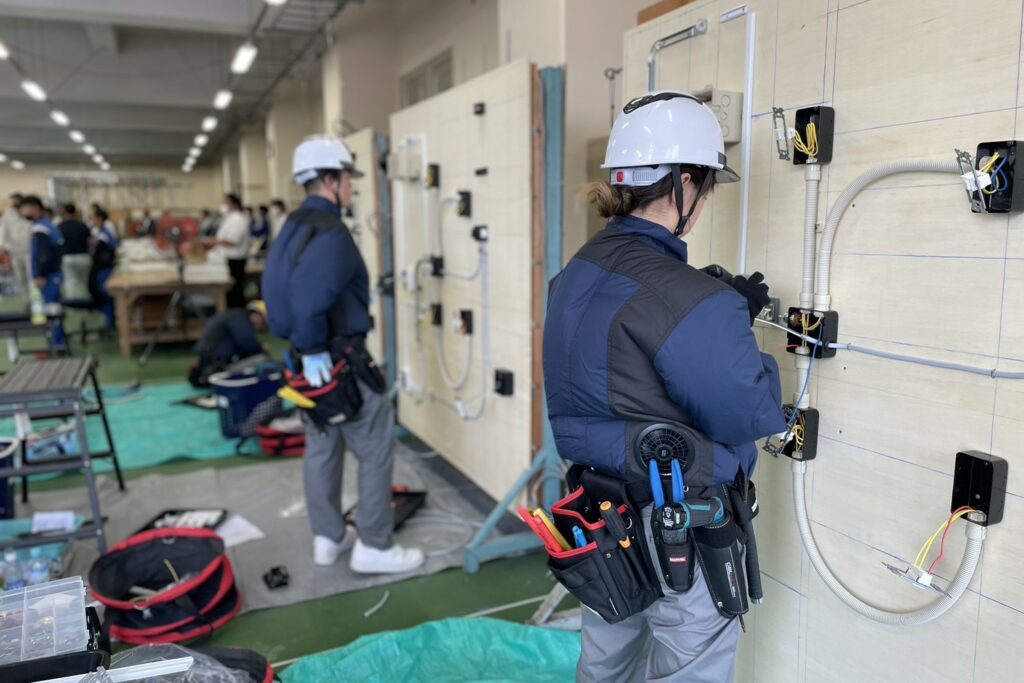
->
[193,309,263,364]
[544,214,787,681]
[30,217,64,346]
[91,223,118,327]
[261,195,371,354]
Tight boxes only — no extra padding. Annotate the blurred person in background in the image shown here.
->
[0,193,31,293]
[89,205,118,328]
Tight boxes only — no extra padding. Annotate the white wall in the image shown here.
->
[623,1,1024,681]
[497,0,564,67]
[267,77,322,206]
[238,127,270,205]
[395,0,499,85]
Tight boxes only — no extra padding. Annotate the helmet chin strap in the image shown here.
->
[670,166,714,237]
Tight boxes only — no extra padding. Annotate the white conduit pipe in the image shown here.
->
[800,163,821,309]
[792,460,985,625]
[813,159,961,311]
[436,329,472,390]
[736,11,756,275]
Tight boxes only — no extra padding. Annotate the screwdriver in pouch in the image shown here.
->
[600,501,646,585]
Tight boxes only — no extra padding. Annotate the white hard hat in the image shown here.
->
[603,91,739,186]
[292,135,363,186]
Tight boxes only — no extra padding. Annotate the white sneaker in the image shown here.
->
[349,539,425,574]
[313,525,357,566]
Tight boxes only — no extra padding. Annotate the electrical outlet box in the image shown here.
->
[780,406,818,461]
[475,167,488,176]
[951,451,1007,526]
[473,102,486,115]
[494,369,514,396]
[785,308,838,358]
[693,87,743,144]
[792,106,834,165]
[471,225,489,242]
[974,140,1024,213]
[426,163,440,188]
[431,303,443,327]
[459,309,474,335]
[430,256,444,278]
[457,191,472,217]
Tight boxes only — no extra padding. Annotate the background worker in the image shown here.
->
[58,203,93,303]
[89,205,118,328]
[269,199,287,241]
[205,193,250,308]
[544,93,786,682]
[189,301,268,387]
[0,193,31,293]
[58,203,91,256]
[19,195,65,347]
[262,135,424,574]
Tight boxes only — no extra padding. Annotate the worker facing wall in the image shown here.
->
[622,1,1022,681]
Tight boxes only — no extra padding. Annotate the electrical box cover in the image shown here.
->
[693,87,742,144]
[792,106,834,165]
[951,450,1007,525]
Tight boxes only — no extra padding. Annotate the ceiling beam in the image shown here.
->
[0,0,260,36]
[83,23,119,54]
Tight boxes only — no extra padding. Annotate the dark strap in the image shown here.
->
[288,207,346,267]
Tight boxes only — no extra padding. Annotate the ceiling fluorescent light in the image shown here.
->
[92,154,103,163]
[213,90,233,110]
[100,162,110,171]
[69,130,85,144]
[49,110,70,126]
[189,146,201,157]
[20,79,46,102]
[230,42,258,74]
[83,144,96,154]
[194,134,209,147]
[0,154,6,163]
[266,0,288,6]
[10,160,24,170]
[201,116,218,132]
[0,42,9,60]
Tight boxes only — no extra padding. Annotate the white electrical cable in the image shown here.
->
[792,460,985,625]
[436,327,472,390]
[814,159,961,310]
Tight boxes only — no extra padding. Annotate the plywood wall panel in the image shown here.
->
[390,60,538,504]
[622,0,1024,678]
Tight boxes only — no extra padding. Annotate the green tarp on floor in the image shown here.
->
[2,382,251,473]
[280,618,581,683]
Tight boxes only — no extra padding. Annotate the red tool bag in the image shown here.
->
[255,409,306,457]
[88,528,241,644]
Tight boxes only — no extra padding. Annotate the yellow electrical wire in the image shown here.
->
[792,122,819,158]
[979,152,1001,174]
[913,508,976,569]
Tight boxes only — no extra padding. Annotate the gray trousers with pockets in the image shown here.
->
[577,505,741,682]
[302,380,395,550]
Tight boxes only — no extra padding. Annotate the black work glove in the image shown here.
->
[729,272,771,325]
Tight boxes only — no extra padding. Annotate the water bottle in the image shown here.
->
[25,547,49,585]
[2,549,25,590]
[30,285,45,325]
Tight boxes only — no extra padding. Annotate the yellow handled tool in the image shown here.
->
[278,386,316,410]
[531,508,571,551]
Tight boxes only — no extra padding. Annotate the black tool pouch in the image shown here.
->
[525,484,661,624]
[692,509,749,618]
[287,360,364,427]
[651,505,696,593]
[341,341,387,395]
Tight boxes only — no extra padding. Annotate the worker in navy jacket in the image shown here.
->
[262,135,423,576]
[544,92,786,683]
[89,205,119,328]
[19,195,64,347]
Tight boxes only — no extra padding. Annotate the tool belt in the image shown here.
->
[522,468,663,623]
[330,336,387,395]
[528,465,763,624]
[286,358,363,428]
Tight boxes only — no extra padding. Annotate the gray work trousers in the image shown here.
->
[303,380,395,550]
[577,505,741,683]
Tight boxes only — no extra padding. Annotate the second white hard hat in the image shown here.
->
[602,91,739,186]
[292,135,363,186]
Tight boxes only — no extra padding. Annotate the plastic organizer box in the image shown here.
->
[0,576,88,665]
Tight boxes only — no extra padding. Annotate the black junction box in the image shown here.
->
[475,167,488,176]
[785,308,839,359]
[975,140,1024,214]
[494,369,514,396]
[473,101,486,115]
[457,190,472,217]
[426,163,440,188]
[431,303,443,327]
[792,105,834,165]
[781,406,818,461]
[951,451,1007,526]
[430,255,444,277]
[459,309,474,335]
[471,225,489,242]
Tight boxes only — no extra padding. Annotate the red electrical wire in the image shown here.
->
[927,506,974,574]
